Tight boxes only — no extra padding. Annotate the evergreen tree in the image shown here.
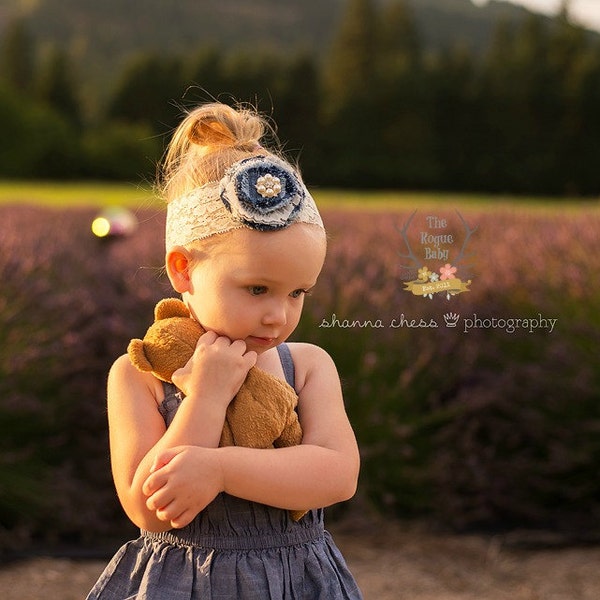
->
[320,0,386,186]
[219,51,285,111]
[483,18,516,96]
[548,3,588,84]
[0,18,34,93]
[108,53,185,132]
[374,0,438,188]
[35,46,81,125]
[185,47,226,102]
[270,54,321,178]
[378,0,421,78]
[512,15,556,192]
[0,84,81,178]
[430,44,481,191]
[323,0,378,114]
[548,10,599,193]
[478,15,553,192]
[570,50,600,193]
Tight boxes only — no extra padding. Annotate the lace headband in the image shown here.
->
[165,155,324,249]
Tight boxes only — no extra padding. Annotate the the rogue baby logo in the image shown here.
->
[399,210,478,300]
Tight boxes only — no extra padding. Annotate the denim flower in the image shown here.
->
[220,155,306,230]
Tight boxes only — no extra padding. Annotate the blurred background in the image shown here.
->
[1,0,599,568]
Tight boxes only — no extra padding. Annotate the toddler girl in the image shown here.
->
[87,102,363,599]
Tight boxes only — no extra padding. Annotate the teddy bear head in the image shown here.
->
[127,298,204,382]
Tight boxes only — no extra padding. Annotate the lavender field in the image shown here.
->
[1,200,599,551]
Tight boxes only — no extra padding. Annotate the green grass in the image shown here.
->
[1,180,598,214]
[315,188,600,215]
[0,180,160,209]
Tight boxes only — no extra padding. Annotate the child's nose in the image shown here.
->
[262,301,287,326]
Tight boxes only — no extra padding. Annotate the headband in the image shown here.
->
[165,155,324,249]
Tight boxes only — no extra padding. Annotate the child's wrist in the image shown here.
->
[214,446,229,494]
[185,391,231,418]
[187,388,234,410]
[176,394,230,448]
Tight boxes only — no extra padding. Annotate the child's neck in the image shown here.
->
[256,346,285,381]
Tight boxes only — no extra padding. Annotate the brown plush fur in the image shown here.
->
[127,298,306,520]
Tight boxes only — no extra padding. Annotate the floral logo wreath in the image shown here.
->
[399,211,478,300]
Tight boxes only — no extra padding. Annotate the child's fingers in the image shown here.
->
[243,350,258,369]
[197,330,219,345]
[170,509,195,529]
[146,488,173,514]
[152,497,194,527]
[149,446,185,474]
[143,447,185,496]
[154,499,178,522]
[142,470,165,497]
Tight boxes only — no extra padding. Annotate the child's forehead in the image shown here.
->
[207,225,326,279]
[220,224,325,254]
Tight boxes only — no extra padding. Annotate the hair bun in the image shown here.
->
[161,102,275,201]
[189,119,236,146]
[187,105,264,152]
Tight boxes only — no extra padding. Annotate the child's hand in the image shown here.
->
[172,331,257,405]
[143,446,223,529]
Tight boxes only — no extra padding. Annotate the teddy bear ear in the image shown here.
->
[127,339,153,373]
[155,298,190,320]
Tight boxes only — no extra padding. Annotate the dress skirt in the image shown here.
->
[87,493,362,599]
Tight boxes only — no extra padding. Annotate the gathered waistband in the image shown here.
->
[142,522,325,551]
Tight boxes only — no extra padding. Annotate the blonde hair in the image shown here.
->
[160,103,278,204]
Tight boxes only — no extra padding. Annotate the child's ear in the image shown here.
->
[165,247,192,293]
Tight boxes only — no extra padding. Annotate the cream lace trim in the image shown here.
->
[165,166,323,249]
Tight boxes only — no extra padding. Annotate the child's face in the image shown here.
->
[184,224,326,354]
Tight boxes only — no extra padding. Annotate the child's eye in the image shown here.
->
[290,289,311,299]
[248,285,268,296]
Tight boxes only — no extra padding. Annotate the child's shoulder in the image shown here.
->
[109,353,142,380]
[286,341,334,363]
[285,342,340,391]
[108,354,164,406]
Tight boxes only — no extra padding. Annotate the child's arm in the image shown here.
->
[108,332,256,532]
[144,344,360,527]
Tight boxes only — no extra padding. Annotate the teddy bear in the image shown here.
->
[127,297,306,520]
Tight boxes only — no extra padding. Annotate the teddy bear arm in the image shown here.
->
[224,388,283,449]
[274,410,303,448]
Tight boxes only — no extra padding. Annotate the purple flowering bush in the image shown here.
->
[296,208,600,532]
[1,203,599,551]
[0,205,168,550]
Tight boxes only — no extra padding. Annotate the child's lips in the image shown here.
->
[248,335,276,346]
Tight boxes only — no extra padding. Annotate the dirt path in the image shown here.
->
[333,519,600,600]
[1,519,599,599]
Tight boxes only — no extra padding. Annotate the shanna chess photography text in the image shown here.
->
[318,312,558,333]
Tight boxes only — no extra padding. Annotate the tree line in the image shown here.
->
[1,0,600,195]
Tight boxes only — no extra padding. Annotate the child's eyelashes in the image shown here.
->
[248,285,268,296]
[246,286,313,298]
[290,288,312,299]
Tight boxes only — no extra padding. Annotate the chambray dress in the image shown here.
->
[87,344,363,599]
